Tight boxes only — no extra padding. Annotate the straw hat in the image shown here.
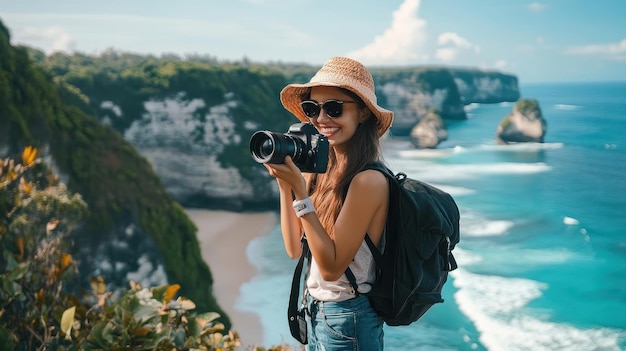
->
[280,56,394,137]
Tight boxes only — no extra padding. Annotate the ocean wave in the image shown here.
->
[452,247,483,265]
[399,162,553,182]
[554,104,582,110]
[396,147,457,159]
[464,103,481,112]
[478,142,564,151]
[463,219,514,237]
[460,210,513,237]
[457,246,587,272]
[435,184,475,196]
[388,142,563,162]
[563,216,580,225]
[452,269,626,351]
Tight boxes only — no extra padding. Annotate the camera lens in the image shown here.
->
[260,138,274,158]
[249,131,304,164]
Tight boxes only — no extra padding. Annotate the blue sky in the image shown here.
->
[1,0,625,83]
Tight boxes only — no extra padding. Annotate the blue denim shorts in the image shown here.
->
[306,294,384,351]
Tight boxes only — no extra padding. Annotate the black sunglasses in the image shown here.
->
[300,99,356,119]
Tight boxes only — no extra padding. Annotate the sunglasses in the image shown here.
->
[300,99,356,119]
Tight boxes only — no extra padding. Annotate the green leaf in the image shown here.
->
[132,303,161,323]
[195,311,221,324]
[0,326,17,351]
[187,317,201,338]
[150,285,168,301]
[87,322,109,348]
[0,277,22,298]
[173,327,186,346]
[8,262,30,280]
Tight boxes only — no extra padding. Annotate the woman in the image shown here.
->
[264,56,394,350]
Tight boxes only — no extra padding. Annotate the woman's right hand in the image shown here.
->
[264,156,308,258]
[264,156,308,199]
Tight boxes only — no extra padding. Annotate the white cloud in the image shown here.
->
[528,2,548,12]
[435,47,457,62]
[565,39,626,60]
[435,32,480,63]
[346,0,428,65]
[438,32,472,48]
[347,0,489,68]
[494,60,509,69]
[13,26,75,53]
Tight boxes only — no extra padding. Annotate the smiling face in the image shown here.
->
[306,86,366,152]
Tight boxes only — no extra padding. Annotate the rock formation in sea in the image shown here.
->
[496,99,547,144]
[410,109,448,149]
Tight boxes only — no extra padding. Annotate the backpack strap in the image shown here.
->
[364,234,383,265]
[344,265,359,296]
[293,237,363,299]
[345,234,383,296]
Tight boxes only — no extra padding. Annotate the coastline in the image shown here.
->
[185,208,278,348]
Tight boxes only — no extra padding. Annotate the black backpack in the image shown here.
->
[345,163,460,326]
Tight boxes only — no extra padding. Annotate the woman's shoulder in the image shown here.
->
[351,167,388,190]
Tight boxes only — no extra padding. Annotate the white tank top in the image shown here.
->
[306,239,377,302]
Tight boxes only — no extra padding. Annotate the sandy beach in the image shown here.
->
[185,208,278,349]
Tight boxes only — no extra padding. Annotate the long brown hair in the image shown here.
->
[306,88,383,236]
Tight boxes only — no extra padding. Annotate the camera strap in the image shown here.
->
[288,235,310,344]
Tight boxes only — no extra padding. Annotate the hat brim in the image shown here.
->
[280,82,393,137]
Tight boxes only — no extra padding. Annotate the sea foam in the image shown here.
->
[478,142,564,151]
[460,210,513,237]
[452,269,626,350]
[389,161,552,183]
[563,216,580,225]
[554,104,582,110]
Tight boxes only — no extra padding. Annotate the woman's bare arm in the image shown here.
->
[276,179,304,259]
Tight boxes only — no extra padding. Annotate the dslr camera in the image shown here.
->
[249,122,329,173]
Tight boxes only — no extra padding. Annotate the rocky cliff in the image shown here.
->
[371,67,467,136]
[450,68,520,104]
[28,52,520,212]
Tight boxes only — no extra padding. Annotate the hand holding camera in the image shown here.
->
[249,122,329,173]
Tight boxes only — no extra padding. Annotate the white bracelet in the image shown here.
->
[292,197,315,217]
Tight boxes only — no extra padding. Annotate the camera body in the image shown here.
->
[249,122,329,173]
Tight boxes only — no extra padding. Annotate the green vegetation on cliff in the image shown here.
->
[26,48,296,207]
[0,20,230,328]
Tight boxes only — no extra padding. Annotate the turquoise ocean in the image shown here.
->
[238,81,626,350]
